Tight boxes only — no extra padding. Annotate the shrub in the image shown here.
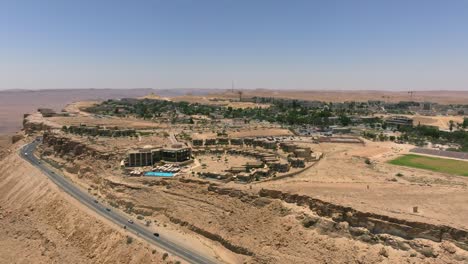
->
[162,253,169,260]
[396,172,403,177]
[365,159,371,165]
[126,236,133,244]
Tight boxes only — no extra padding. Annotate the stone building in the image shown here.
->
[230,138,244,145]
[262,140,277,149]
[227,166,248,173]
[245,161,264,169]
[289,158,306,168]
[236,172,254,182]
[294,147,312,158]
[217,137,229,145]
[244,138,254,146]
[267,161,290,173]
[205,139,217,145]
[280,142,297,152]
[252,139,264,148]
[192,139,203,146]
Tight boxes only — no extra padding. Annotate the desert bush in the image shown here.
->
[126,236,133,244]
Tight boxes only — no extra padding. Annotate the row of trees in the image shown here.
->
[398,125,468,151]
[87,99,368,127]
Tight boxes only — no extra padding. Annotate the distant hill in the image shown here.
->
[0,88,225,134]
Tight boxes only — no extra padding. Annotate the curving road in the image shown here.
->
[21,139,219,264]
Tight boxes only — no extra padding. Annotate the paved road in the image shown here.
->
[20,140,219,264]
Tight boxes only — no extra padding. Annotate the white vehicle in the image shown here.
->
[24,153,28,156]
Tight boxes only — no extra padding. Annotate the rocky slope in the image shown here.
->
[35,129,468,263]
[0,139,180,264]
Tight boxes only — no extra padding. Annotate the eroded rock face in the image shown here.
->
[41,132,117,161]
[11,134,24,144]
[168,216,254,256]
[258,188,468,251]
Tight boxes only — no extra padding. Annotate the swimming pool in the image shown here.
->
[144,171,174,177]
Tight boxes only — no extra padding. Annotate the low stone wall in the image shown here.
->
[318,136,364,144]
[255,161,318,183]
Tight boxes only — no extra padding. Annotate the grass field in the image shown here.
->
[389,154,468,176]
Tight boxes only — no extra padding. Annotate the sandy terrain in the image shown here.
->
[254,141,468,230]
[0,140,182,264]
[48,116,166,129]
[409,115,464,130]
[379,114,465,130]
[36,126,468,263]
[6,92,468,263]
[213,90,468,104]
[171,95,270,109]
[0,89,168,134]
[0,134,12,160]
[229,128,293,138]
[194,153,258,174]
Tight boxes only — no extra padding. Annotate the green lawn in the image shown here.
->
[389,154,468,176]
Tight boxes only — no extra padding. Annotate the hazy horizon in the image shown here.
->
[2,87,468,92]
[2,0,468,91]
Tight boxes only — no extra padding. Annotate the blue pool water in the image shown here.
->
[144,171,174,177]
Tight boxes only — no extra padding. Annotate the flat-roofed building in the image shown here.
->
[262,156,279,163]
[268,161,290,173]
[128,149,153,167]
[253,139,264,148]
[245,161,264,169]
[280,142,297,152]
[217,137,229,145]
[289,158,306,168]
[205,139,217,145]
[294,147,312,158]
[38,108,56,117]
[253,168,270,178]
[127,145,191,167]
[192,139,204,146]
[262,140,277,149]
[160,146,192,163]
[236,172,254,182]
[386,116,413,127]
[230,138,244,145]
[243,138,254,146]
[227,166,248,173]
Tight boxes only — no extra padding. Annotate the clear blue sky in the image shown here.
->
[1,0,468,90]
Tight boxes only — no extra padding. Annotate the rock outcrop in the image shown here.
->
[42,132,117,161]
[258,188,468,251]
